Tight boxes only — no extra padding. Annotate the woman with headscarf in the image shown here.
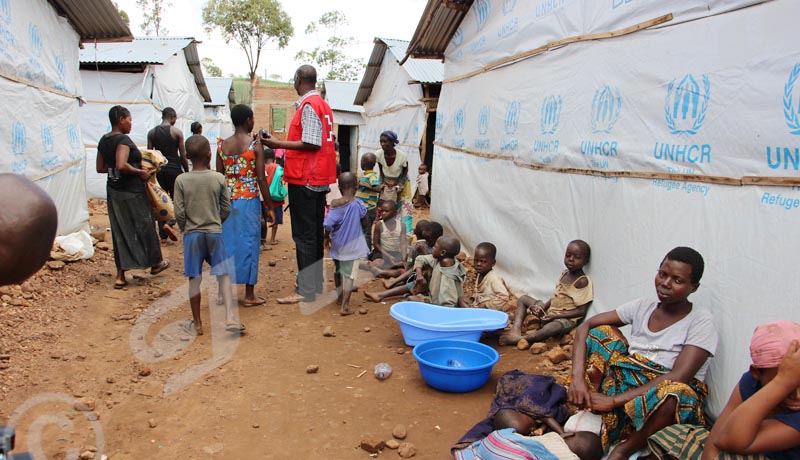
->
[96,105,170,289]
[375,130,412,232]
[216,104,274,306]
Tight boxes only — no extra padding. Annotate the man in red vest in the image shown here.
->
[262,65,336,304]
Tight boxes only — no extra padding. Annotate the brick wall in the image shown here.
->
[252,83,297,141]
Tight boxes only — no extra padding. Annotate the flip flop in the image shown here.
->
[241,296,266,307]
[150,259,171,275]
[276,293,305,304]
[225,323,246,332]
[181,320,202,336]
[114,280,128,290]
[162,224,178,241]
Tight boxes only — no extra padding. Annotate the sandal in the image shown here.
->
[114,280,128,289]
[150,259,171,275]
[241,296,266,307]
[225,322,246,332]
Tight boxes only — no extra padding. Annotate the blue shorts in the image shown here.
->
[183,232,231,278]
[263,204,284,225]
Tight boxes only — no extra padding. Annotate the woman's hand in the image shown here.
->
[589,392,617,412]
[138,169,153,182]
[569,378,591,408]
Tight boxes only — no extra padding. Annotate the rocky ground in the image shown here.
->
[0,201,574,460]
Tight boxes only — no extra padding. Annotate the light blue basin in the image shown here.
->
[389,301,509,346]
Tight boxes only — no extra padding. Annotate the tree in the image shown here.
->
[203,0,293,94]
[137,0,171,36]
[114,2,130,28]
[295,11,365,82]
[202,57,222,77]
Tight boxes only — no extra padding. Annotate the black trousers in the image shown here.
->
[287,184,327,299]
[156,169,180,239]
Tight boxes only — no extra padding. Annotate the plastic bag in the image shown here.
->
[51,230,95,261]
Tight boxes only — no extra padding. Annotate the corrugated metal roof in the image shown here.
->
[354,37,443,105]
[322,80,364,113]
[80,37,211,102]
[404,0,472,61]
[47,0,133,42]
[205,77,235,107]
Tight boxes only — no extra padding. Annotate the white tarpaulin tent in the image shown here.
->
[0,0,130,235]
[354,38,443,194]
[80,37,211,199]
[407,0,800,417]
[203,77,235,165]
[322,80,365,173]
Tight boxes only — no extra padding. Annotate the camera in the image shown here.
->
[259,129,271,139]
[0,427,32,460]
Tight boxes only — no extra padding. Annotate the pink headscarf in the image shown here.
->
[750,320,800,368]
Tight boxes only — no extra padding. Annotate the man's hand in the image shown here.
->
[260,137,280,150]
[568,378,592,409]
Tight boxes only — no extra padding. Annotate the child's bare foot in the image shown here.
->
[183,320,203,336]
[364,291,382,302]
[339,309,354,316]
[382,278,396,289]
[268,239,279,245]
[498,332,523,346]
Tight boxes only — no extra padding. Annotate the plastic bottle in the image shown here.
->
[374,363,392,380]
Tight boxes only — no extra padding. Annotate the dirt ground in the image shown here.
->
[0,202,573,460]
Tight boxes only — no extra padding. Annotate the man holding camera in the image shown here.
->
[261,65,336,304]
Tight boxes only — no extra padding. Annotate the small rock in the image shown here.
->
[363,327,371,333]
[74,398,96,412]
[306,365,319,374]
[396,348,406,354]
[392,424,407,440]
[252,423,260,429]
[359,439,385,453]
[79,451,95,460]
[322,326,336,337]
[96,242,111,251]
[148,419,157,428]
[398,442,417,458]
[139,368,152,377]
[517,338,530,350]
[20,282,34,293]
[358,308,368,315]
[46,260,66,270]
[530,342,548,355]
[85,446,98,452]
[333,372,340,376]
[0,295,9,303]
[106,377,115,384]
[546,346,570,365]
[385,439,400,449]
[559,334,573,346]
[51,353,62,360]
[268,261,277,267]
[86,412,100,421]
[8,298,23,307]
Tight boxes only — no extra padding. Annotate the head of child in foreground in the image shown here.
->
[564,240,590,274]
[185,135,211,168]
[414,220,430,240]
[361,152,377,171]
[432,236,460,261]
[337,172,357,196]
[749,320,800,411]
[379,200,397,220]
[655,246,704,306]
[473,242,497,275]
[492,409,602,460]
[418,164,428,175]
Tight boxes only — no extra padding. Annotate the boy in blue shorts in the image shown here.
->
[174,135,243,335]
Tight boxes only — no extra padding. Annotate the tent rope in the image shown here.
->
[0,70,80,100]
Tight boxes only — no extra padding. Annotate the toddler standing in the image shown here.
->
[355,152,381,249]
[413,164,430,208]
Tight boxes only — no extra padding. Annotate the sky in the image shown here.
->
[114,0,429,81]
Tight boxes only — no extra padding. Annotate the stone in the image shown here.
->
[392,424,407,440]
[96,242,110,251]
[546,347,570,365]
[559,334,573,346]
[20,282,34,293]
[148,418,157,428]
[385,439,400,449]
[306,365,319,374]
[529,342,548,355]
[46,260,66,270]
[74,398,96,412]
[8,298,23,307]
[322,326,335,337]
[517,338,530,350]
[359,439,385,453]
[363,327,371,333]
[91,230,106,242]
[106,377,115,384]
[139,368,152,377]
[268,261,277,267]
[398,442,417,458]
[358,308,368,315]
[0,295,9,303]
[86,412,100,421]
[396,348,406,355]
[252,423,260,429]
[79,451,95,460]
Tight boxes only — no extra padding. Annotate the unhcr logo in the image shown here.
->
[783,63,800,135]
[591,86,622,134]
[67,124,81,150]
[435,111,444,136]
[454,109,465,136]
[475,0,490,31]
[540,95,562,135]
[664,73,710,135]
[41,125,54,154]
[12,121,25,156]
[0,0,9,24]
[29,23,42,57]
[503,0,517,15]
[505,101,520,135]
[478,106,490,136]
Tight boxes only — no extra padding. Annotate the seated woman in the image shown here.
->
[648,320,800,460]
[568,247,718,460]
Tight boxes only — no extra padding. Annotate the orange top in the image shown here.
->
[218,141,259,200]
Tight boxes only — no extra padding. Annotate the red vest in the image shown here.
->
[284,93,337,186]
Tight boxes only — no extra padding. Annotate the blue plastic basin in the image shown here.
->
[389,301,509,346]
[412,339,500,392]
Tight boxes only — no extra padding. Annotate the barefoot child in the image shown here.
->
[323,172,370,315]
[174,135,243,335]
[458,242,512,311]
[501,240,592,347]
[365,236,466,307]
[382,221,442,289]
[413,164,430,208]
[355,152,381,249]
[366,200,407,277]
[260,147,285,249]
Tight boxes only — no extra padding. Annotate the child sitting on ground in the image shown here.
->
[501,240,592,347]
[356,152,381,249]
[366,200,407,277]
[260,147,285,249]
[173,135,243,335]
[458,242,512,311]
[382,221,442,289]
[373,219,430,281]
[365,236,466,307]
[323,172,370,316]
[648,320,800,460]
[413,164,430,208]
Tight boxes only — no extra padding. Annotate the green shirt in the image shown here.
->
[174,170,231,234]
[356,169,381,210]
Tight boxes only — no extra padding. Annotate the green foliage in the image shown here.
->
[113,2,130,28]
[202,0,294,86]
[136,0,171,36]
[295,10,365,82]
[202,58,223,77]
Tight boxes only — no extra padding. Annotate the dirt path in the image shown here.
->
[0,203,571,460]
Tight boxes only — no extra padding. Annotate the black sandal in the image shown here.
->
[150,259,171,275]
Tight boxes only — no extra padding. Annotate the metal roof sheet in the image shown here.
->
[204,77,235,107]
[404,0,472,60]
[47,0,133,42]
[322,80,364,113]
[80,37,211,102]
[354,37,443,105]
